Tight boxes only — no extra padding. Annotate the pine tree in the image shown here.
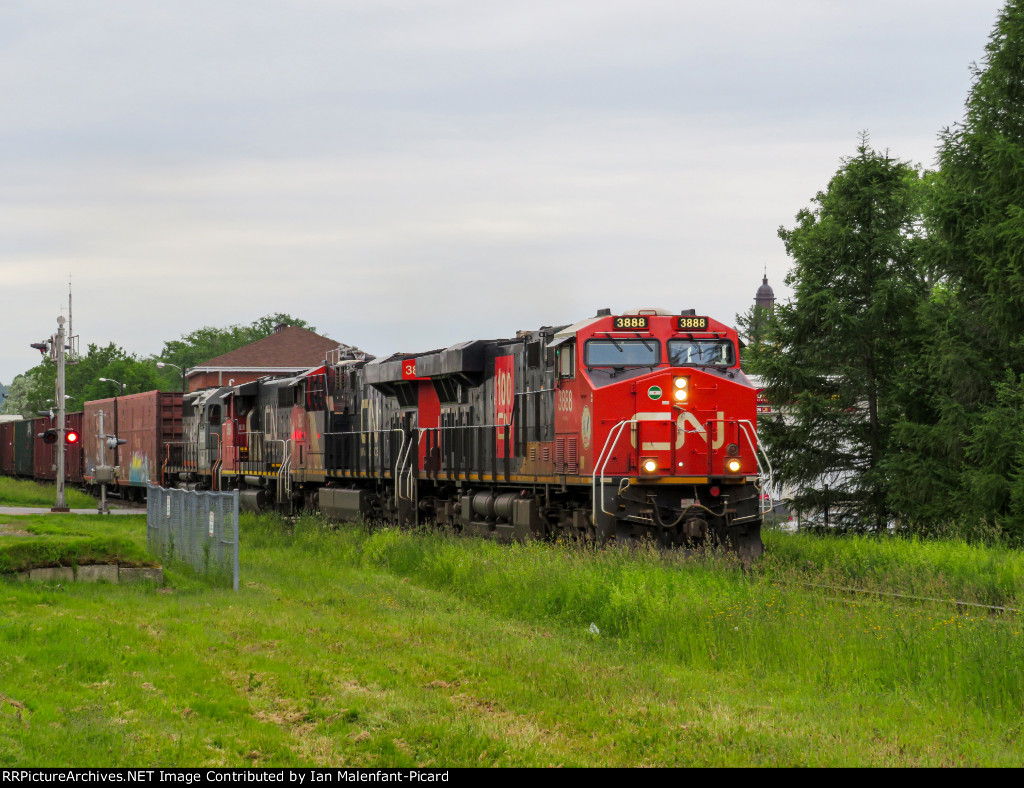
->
[757,136,926,530]
[891,1,1024,538]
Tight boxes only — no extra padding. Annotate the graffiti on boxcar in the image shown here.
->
[129,451,150,485]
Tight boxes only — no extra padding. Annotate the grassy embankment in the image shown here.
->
[0,476,96,509]
[0,512,1022,767]
[0,481,144,572]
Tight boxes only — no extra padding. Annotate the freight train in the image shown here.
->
[1,308,769,559]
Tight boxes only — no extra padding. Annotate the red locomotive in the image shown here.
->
[161,307,767,559]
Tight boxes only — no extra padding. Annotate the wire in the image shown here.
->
[771,579,1020,615]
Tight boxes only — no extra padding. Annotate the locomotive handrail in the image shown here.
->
[417,423,507,482]
[394,431,417,510]
[592,418,639,521]
[696,416,774,519]
[323,427,407,479]
[387,429,411,510]
[209,432,222,491]
[276,439,291,508]
[736,419,774,516]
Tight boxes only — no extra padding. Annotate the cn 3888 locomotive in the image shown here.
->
[163,307,769,560]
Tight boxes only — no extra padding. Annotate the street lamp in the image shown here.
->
[98,378,125,471]
[156,362,185,393]
[98,377,126,395]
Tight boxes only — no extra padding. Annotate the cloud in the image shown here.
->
[0,0,1006,383]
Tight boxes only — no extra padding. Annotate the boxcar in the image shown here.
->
[34,413,86,483]
[13,420,34,477]
[65,411,84,484]
[33,416,56,481]
[0,418,21,477]
[83,391,183,496]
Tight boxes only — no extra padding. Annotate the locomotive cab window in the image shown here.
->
[667,339,735,367]
[585,339,660,367]
[557,344,575,379]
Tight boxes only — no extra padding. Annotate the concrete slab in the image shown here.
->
[119,567,163,584]
[29,566,74,583]
[76,565,119,583]
[0,507,142,516]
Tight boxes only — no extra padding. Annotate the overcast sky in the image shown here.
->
[0,0,1007,386]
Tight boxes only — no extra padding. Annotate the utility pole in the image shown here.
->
[53,315,68,513]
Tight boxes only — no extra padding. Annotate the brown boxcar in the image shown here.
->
[65,411,84,484]
[30,412,84,484]
[83,391,183,492]
[33,415,56,481]
[0,418,21,477]
[13,420,34,477]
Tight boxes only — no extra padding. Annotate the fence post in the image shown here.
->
[233,489,240,591]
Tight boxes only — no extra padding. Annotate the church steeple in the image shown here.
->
[755,270,775,312]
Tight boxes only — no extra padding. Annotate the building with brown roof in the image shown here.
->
[186,324,343,392]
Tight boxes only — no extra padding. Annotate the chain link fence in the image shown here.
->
[146,483,240,590]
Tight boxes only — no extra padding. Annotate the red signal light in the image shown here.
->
[65,430,79,444]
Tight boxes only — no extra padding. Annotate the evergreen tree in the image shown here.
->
[735,301,775,374]
[755,136,926,530]
[891,0,1024,538]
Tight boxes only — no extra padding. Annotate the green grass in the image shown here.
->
[0,477,96,509]
[0,514,156,573]
[758,530,1024,608]
[1,512,1021,766]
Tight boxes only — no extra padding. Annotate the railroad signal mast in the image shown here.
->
[30,309,80,512]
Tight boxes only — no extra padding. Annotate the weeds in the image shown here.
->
[1,511,1021,766]
[0,477,95,509]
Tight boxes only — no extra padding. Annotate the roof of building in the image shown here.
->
[755,275,776,306]
[189,325,342,373]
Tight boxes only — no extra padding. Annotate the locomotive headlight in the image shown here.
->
[641,458,658,474]
[673,377,689,402]
[673,377,689,389]
[726,459,742,473]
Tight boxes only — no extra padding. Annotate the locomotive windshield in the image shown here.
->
[668,338,735,367]
[585,339,660,367]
